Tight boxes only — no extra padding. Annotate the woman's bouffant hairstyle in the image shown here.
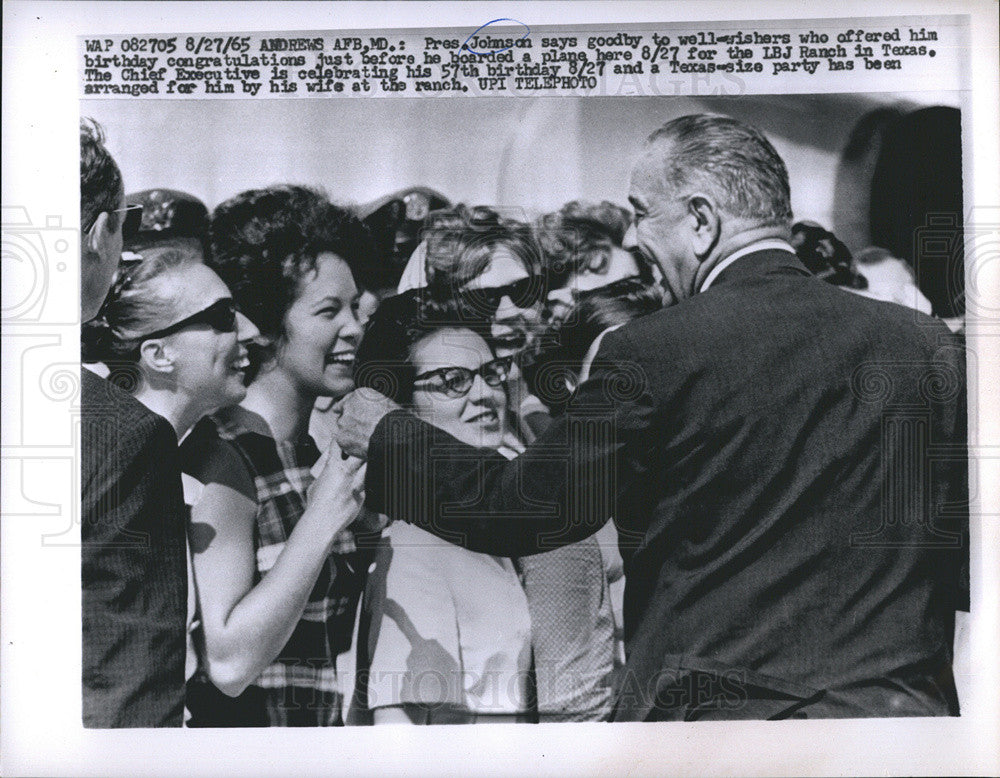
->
[81,244,202,389]
[536,200,655,287]
[352,289,494,406]
[423,204,540,292]
[208,185,378,376]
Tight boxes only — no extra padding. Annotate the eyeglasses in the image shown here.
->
[84,203,143,236]
[139,298,237,341]
[459,276,546,312]
[413,354,514,398]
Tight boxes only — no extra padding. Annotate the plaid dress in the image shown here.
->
[189,407,371,726]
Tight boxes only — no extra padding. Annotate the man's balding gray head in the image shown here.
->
[643,114,793,228]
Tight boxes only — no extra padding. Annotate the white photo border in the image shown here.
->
[2,2,998,776]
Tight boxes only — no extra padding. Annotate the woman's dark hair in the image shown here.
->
[353,289,494,406]
[423,204,540,292]
[525,276,663,412]
[208,185,379,378]
[536,200,656,287]
[81,244,201,390]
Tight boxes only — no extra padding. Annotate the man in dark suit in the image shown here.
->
[80,119,187,726]
[336,114,968,720]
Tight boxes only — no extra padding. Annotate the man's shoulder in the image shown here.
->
[620,270,949,342]
[607,275,960,393]
[81,368,174,444]
[82,367,145,416]
[608,289,727,354]
[813,280,960,356]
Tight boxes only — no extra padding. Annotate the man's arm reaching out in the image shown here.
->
[341,330,657,557]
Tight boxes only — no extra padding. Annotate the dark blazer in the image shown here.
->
[81,368,188,727]
[366,249,969,720]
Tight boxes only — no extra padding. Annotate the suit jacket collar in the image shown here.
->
[706,246,812,291]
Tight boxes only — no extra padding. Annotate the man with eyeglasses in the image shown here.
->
[338,114,968,722]
[80,119,188,727]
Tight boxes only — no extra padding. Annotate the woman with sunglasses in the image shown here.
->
[423,206,545,361]
[82,243,256,449]
[180,185,377,727]
[81,242,260,719]
[352,291,533,725]
[535,200,663,327]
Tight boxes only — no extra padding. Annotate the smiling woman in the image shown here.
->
[82,244,256,437]
[178,185,381,726]
[421,205,546,441]
[351,291,533,724]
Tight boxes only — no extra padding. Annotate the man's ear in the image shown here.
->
[686,194,721,259]
[85,211,115,257]
[138,339,176,376]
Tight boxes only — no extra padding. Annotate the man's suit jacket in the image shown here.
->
[366,249,968,720]
[81,368,188,727]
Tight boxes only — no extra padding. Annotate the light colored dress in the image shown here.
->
[364,520,533,718]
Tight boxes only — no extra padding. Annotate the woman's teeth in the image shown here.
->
[325,352,355,366]
[467,408,498,424]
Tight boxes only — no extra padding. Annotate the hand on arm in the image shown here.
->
[333,389,400,460]
[189,445,365,697]
[364,330,655,556]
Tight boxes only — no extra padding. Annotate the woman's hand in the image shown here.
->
[191,438,368,698]
[307,447,366,540]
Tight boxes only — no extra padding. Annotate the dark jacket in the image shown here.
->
[81,368,188,727]
[366,249,969,721]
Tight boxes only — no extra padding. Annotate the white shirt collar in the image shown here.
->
[699,239,797,293]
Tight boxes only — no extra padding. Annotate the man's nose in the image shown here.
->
[494,294,520,321]
[235,311,260,343]
[622,222,638,250]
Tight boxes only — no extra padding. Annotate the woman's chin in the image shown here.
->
[223,383,248,406]
[319,376,355,399]
[466,427,503,449]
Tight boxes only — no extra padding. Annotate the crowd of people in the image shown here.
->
[80,112,968,727]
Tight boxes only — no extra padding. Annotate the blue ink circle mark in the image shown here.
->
[461,18,530,55]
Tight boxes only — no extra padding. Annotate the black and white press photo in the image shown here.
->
[3,2,999,777]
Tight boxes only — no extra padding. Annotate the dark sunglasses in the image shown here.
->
[413,354,514,399]
[140,298,237,340]
[574,273,645,301]
[459,276,546,313]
